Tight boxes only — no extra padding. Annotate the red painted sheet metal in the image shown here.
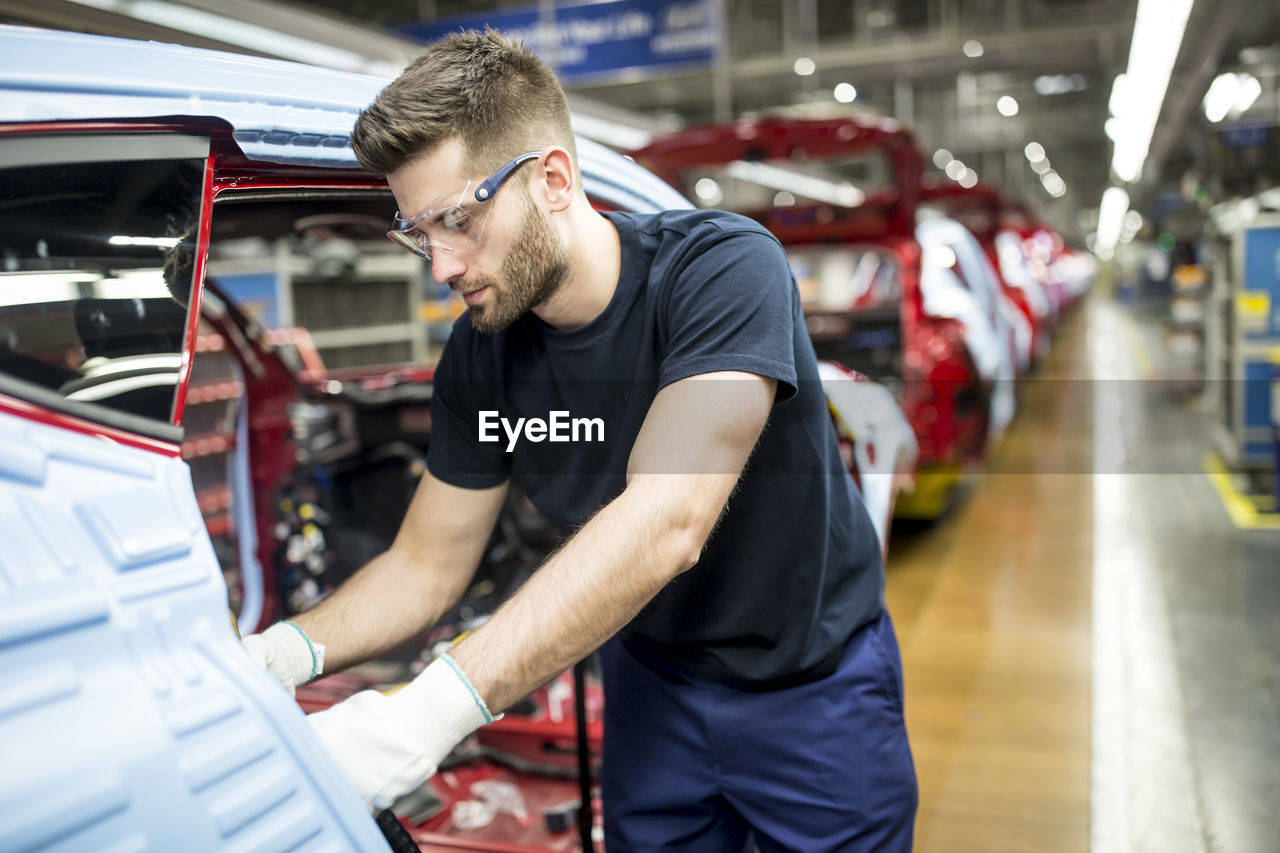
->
[631,115,924,234]
[632,115,917,169]
[0,119,214,136]
[173,152,216,427]
[0,392,181,458]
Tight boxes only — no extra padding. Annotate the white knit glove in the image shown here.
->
[241,621,325,696]
[306,654,496,810]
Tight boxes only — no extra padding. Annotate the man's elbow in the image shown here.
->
[669,525,706,575]
[663,499,728,576]
[623,473,738,578]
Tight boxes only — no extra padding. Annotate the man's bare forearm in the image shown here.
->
[449,473,731,714]
[289,547,472,673]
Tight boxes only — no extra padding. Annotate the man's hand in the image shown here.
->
[306,654,496,810]
[241,621,325,696]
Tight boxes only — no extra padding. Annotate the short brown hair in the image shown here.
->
[351,28,578,178]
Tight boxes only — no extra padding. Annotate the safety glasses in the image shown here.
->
[387,151,542,260]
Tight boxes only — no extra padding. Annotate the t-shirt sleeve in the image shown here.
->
[658,229,799,401]
[425,327,512,489]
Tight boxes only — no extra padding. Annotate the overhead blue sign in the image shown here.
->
[1220,125,1268,149]
[399,0,719,84]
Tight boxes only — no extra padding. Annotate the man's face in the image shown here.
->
[387,140,569,334]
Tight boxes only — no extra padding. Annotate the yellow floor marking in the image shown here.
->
[1201,453,1280,530]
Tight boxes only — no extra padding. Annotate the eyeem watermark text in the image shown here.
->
[479,410,605,452]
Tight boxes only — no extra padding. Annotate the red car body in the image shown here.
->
[633,118,1002,498]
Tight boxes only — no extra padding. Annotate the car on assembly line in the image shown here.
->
[919,178,1054,371]
[0,26,917,853]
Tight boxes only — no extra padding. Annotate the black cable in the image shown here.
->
[573,659,594,852]
[374,808,420,853]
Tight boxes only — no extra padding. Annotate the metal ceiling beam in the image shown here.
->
[174,0,423,69]
[0,0,422,75]
[727,19,1134,86]
[0,0,254,54]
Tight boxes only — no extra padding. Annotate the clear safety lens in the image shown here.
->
[387,181,491,261]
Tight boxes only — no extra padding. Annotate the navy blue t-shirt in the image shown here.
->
[427,209,884,687]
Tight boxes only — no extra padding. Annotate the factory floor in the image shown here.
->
[885,294,1280,852]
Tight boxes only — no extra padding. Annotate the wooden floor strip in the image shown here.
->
[886,305,1094,852]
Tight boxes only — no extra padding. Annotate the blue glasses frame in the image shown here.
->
[474,151,542,201]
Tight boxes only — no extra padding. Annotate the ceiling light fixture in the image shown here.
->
[1095,186,1130,260]
[724,161,865,208]
[794,57,816,76]
[833,83,857,103]
[694,178,721,202]
[963,40,984,58]
[67,0,402,75]
[570,113,653,150]
[996,96,1019,117]
[1024,142,1045,161]
[1203,72,1262,122]
[1107,0,1194,183]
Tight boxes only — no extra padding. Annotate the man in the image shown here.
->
[243,29,916,851]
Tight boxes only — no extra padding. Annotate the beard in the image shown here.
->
[466,193,569,334]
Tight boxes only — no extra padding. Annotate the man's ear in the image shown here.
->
[539,146,576,212]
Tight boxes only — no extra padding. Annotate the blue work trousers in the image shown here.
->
[599,612,917,852]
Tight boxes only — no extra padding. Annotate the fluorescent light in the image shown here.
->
[833,83,857,103]
[109,235,181,248]
[724,161,864,207]
[945,159,966,181]
[0,273,84,306]
[963,40,984,58]
[933,149,953,169]
[1095,186,1130,259]
[1035,74,1088,95]
[959,168,978,188]
[1104,116,1122,141]
[570,113,653,150]
[68,0,401,75]
[1202,72,1262,123]
[1024,142,1045,161]
[1235,73,1262,113]
[1108,0,1194,183]
[694,178,721,202]
[0,268,172,306]
[1108,73,1132,117]
[794,57,816,76]
[1203,73,1239,122]
[997,96,1019,117]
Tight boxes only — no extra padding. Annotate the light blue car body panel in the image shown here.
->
[0,415,389,851]
[0,24,692,212]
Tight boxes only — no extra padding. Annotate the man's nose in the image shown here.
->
[429,249,467,286]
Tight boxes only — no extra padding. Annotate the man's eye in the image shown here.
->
[441,207,471,232]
